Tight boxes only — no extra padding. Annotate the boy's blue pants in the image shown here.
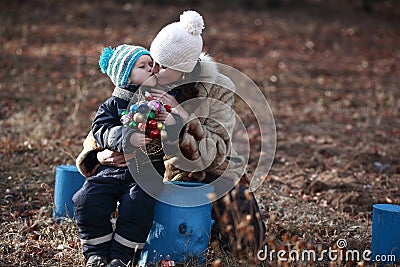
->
[72,174,156,263]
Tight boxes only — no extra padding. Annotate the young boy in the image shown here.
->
[73,44,166,267]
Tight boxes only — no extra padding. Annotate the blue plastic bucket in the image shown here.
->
[53,165,85,218]
[371,204,400,264]
[139,181,214,266]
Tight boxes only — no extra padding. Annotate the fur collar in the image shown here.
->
[198,53,219,93]
[197,53,235,97]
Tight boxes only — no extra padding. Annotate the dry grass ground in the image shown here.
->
[0,0,399,266]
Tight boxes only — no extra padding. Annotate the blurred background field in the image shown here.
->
[0,0,399,265]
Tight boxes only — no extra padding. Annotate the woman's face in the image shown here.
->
[151,62,183,85]
[128,55,156,86]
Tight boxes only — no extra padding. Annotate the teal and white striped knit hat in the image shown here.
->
[99,44,150,87]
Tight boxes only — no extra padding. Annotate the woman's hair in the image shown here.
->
[170,60,203,103]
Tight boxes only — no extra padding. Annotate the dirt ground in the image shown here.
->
[0,0,399,266]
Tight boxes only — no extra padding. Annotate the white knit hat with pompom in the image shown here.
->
[150,10,204,73]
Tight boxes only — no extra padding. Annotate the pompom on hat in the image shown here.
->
[150,10,205,73]
[99,44,150,87]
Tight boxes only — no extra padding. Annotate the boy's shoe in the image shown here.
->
[86,255,108,267]
[109,258,131,267]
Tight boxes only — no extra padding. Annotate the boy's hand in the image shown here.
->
[130,132,151,147]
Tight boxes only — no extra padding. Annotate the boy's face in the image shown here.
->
[128,55,155,86]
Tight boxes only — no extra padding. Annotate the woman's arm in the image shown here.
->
[163,74,246,183]
[75,131,104,177]
[75,131,138,177]
[183,85,236,169]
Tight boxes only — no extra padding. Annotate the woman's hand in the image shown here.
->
[151,88,179,108]
[151,88,189,122]
[97,149,135,168]
[170,105,189,122]
[155,110,176,126]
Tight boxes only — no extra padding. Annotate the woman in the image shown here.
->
[76,10,266,262]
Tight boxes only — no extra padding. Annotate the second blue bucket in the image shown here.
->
[53,165,85,219]
[371,204,400,264]
[139,181,214,266]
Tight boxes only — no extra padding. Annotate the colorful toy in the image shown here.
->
[120,99,169,140]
